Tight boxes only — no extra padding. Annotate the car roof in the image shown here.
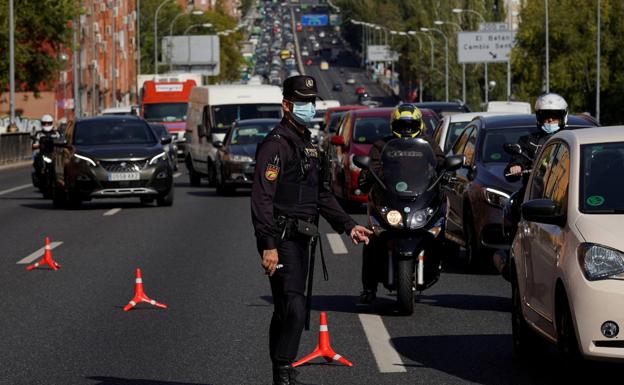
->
[350,107,395,117]
[235,118,281,125]
[327,105,368,113]
[447,111,515,123]
[476,114,600,130]
[557,126,624,145]
[77,115,143,123]
[415,101,470,110]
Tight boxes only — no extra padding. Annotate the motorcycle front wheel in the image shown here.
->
[396,258,415,315]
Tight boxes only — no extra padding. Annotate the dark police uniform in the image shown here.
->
[251,76,357,372]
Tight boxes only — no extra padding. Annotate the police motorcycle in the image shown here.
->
[492,143,533,281]
[31,135,57,199]
[353,138,464,314]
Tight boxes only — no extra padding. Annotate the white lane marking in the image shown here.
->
[173,172,182,178]
[0,184,31,196]
[17,242,63,264]
[103,208,121,216]
[358,314,407,373]
[326,233,348,254]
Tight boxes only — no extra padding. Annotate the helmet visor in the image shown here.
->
[537,109,565,123]
[392,119,421,137]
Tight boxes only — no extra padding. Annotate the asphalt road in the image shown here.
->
[1,164,620,385]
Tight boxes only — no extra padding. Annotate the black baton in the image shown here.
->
[305,234,318,331]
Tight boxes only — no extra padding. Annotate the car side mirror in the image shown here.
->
[444,155,464,172]
[503,143,523,156]
[330,135,345,146]
[522,199,566,226]
[352,155,370,170]
[197,124,206,138]
[213,140,224,148]
[161,137,172,145]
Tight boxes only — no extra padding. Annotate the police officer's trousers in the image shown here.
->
[268,234,310,365]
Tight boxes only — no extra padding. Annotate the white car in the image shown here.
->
[511,126,624,361]
[345,76,356,85]
[301,50,309,57]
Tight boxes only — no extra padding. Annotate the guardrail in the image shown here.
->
[0,133,32,165]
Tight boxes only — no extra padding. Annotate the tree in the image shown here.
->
[0,0,80,94]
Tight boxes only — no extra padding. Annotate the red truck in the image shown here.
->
[141,80,196,157]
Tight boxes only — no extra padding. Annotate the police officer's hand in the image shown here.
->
[262,249,279,276]
[350,225,373,245]
[508,165,523,176]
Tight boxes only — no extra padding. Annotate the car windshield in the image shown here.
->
[481,127,533,163]
[150,124,169,138]
[580,142,624,213]
[211,104,282,133]
[445,121,471,152]
[326,112,345,133]
[230,124,274,145]
[143,103,188,122]
[74,120,157,146]
[352,117,391,144]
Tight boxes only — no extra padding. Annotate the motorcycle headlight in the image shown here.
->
[484,187,511,208]
[149,151,168,165]
[385,210,403,228]
[230,154,254,163]
[409,207,436,230]
[579,243,624,281]
[73,153,97,167]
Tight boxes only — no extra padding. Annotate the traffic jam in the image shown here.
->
[1,0,624,384]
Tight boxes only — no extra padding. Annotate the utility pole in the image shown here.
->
[545,0,550,92]
[596,0,601,123]
[111,1,117,106]
[73,17,81,118]
[9,0,16,125]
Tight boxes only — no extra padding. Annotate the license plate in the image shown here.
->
[108,172,140,181]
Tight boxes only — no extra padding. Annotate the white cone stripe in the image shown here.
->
[17,241,63,264]
[45,245,51,250]
[150,300,156,305]
[136,278,143,283]
[319,325,328,332]
[333,354,342,361]
[129,301,136,306]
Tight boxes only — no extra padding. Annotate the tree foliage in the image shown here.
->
[0,0,79,94]
[512,0,624,124]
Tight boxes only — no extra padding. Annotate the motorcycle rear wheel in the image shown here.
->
[396,258,415,315]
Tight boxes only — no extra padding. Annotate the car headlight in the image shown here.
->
[73,153,97,167]
[484,187,511,208]
[149,151,168,165]
[349,154,360,172]
[385,210,403,228]
[409,207,436,230]
[230,154,254,163]
[579,243,624,281]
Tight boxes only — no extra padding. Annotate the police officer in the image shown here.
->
[358,103,445,304]
[251,75,372,385]
[31,114,60,189]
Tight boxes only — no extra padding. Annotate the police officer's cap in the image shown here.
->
[283,75,322,102]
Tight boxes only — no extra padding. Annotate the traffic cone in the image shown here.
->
[123,268,167,311]
[26,237,61,271]
[292,312,353,367]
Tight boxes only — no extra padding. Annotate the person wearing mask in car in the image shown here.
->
[31,114,60,186]
[251,75,373,385]
[357,103,445,305]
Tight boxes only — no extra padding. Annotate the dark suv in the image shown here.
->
[52,116,174,207]
[444,114,598,267]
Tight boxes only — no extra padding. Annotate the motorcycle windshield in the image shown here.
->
[380,138,437,198]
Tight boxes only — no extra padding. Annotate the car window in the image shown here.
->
[452,126,473,155]
[529,143,559,200]
[481,127,533,163]
[230,124,272,145]
[432,119,445,146]
[352,117,391,144]
[462,127,478,165]
[544,143,570,215]
[580,142,624,212]
[74,119,157,146]
[423,116,439,137]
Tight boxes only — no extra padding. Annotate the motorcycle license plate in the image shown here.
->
[108,172,140,181]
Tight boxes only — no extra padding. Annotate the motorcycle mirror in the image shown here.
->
[503,143,522,156]
[444,155,464,172]
[352,155,370,169]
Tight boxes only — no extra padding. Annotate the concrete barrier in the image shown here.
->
[0,133,32,165]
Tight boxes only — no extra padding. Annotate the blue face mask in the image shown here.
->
[542,123,560,134]
[290,102,316,125]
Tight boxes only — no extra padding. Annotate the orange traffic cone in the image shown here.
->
[26,237,61,271]
[123,268,167,311]
[292,312,353,367]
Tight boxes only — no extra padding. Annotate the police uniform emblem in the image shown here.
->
[305,78,314,88]
[265,163,280,182]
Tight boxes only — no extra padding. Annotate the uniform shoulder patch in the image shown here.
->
[265,164,280,182]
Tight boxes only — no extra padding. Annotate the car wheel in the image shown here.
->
[187,157,201,187]
[157,187,174,207]
[512,270,540,358]
[557,294,581,361]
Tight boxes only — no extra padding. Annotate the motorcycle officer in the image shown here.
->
[358,103,445,305]
[31,114,60,187]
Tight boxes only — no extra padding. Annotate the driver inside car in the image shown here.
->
[357,103,445,305]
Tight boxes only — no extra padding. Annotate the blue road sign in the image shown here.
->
[301,14,328,26]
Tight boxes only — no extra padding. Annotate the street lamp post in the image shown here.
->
[435,20,465,103]
[545,0,550,92]
[596,0,600,123]
[422,27,448,102]
[169,10,204,72]
[9,0,15,126]
[154,0,172,75]
[453,8,490,104]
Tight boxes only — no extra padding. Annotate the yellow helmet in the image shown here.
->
[391,103,423,138]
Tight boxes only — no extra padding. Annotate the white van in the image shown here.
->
[184,85,283,186]
[486,101,532,114]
